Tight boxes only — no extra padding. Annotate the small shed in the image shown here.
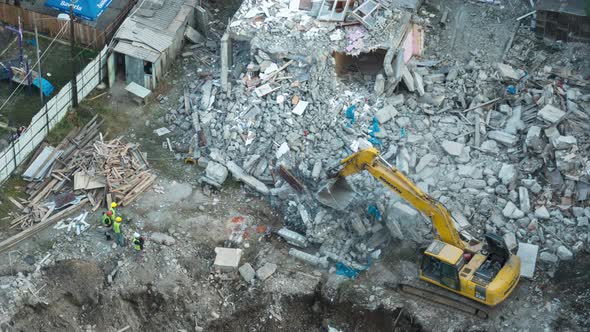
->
[535,0,590,42]
[110,0,197,90]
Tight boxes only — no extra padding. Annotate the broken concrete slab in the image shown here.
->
[441,140,464,157]
[226,161,270,195]
[525,126,543,151]
[375,105,398,124]
[498,163,517,185]
[214,247,243,272]
[537,104,565,123]
[488,131,518,146]
[551,135,577,150]
[256,262,277,280]
[239,263,256,283]
[517,243,538,278]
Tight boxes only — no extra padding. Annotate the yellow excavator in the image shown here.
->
[317,147,520,311]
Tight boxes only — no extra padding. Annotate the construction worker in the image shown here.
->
[113,217,124,247]
[101,210,113,240]
[132,232,145,260]
[109,202,118,220]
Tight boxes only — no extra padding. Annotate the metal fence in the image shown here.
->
[0,46,108,183]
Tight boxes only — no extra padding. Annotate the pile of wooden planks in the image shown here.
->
[6,115,156,231]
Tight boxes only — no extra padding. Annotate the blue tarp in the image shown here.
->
[44,0,113,21]
[32,77,55,97]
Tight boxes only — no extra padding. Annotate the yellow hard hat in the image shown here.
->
[111,202,118,208]
[115,217,122,222]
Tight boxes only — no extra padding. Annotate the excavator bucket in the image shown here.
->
[316,177,355,210]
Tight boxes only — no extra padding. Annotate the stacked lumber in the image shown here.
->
[6,115,156,232]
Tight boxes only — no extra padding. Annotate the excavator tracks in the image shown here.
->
[397,282,492,320]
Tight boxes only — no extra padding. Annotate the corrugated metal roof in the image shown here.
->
[113,41,160,62]
[112,0,194,61]
[535,0,588,17]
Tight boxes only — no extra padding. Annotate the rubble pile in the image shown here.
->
[155,2,589,274]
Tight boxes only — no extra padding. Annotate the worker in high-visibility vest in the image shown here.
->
[133,232,145,262]
[113,217,124,247]
[109,202,118,220]
[101,210,113,240]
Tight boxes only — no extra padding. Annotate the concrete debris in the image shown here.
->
[556,246,573,261]
[226,161,269,195]
[441,140,465,157]
[150,232,176,246]
[517,243,538,279]
[213,247,243,272]
[375,105,398,124]
[539,251,559,264]
[496,63,521,80]
[238,263,256,283]
[488,131,518,146]
[201,161,228,187]
[255,262,277,281]
[503,201,524,219]
[498,164,517,185]
[537,104,565,123]
[289,248,329,269]
[534,206,551,220]
[277,227,308,247]
[551,135,577,150]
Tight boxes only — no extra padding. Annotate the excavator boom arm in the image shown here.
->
[337,147,464,249]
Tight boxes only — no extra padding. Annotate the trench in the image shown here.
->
[5,259,422,332]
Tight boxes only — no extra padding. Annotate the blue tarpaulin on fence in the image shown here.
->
[44,0,113,21]
[32,77,55,97]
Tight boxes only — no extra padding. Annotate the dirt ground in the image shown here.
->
[0,1,589,331]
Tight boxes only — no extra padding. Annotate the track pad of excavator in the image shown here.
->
[316,177,355,211]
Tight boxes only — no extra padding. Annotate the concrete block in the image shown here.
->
[441,140,464,157]
[556,246,573,261]
[277,227,308,247]
[465,179,487,189]
[551,135,577,150]
[519,187,530,213]
[204,161,228,187]
[534,206,550,219]
[503,201,524,219]
[220,33,231,92]
[412,70,425,96]
[498,163,516,185]
[238,263,256,283]
[488,131,518,146]
[539,251,558,264]
[374,74,385,95]
[525,126,543,151]
[311,160,322,180]
[537,104,565,123]
[517,243,538,278]
[256,263,277,280]
[401,66,415,91]
[214,247,242,272]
